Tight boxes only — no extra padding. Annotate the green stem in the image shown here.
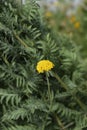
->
[2,55,9,66]
[63,122,74,129]
[42,113,49,130]
[54,113,66,130]
[52,72,86,111]
[46,72,51,104]
[53,72,67,90]
[13,31,29,48]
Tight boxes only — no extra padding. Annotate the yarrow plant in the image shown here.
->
[36,60,54,73]
[0,0,87,130]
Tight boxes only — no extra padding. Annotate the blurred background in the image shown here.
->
[38,0,87,59]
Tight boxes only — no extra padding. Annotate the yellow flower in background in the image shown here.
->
[36,60,54,73]
[74,22,80,29]
[70,16,76,23]
[45,11,53,18]
[53,1,59,7]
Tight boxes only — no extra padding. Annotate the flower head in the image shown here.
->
[70,16,76,23]
[36,60,54,73]
[74,22,80,29]
[45,11,53,18]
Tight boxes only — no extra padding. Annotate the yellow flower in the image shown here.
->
[74,22,80,29]
[70,16,76,23]
[36,60,54,73]
[45,11,53,18]
[53,1,59,7]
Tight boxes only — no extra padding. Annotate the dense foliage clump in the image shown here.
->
[0,0,87,130]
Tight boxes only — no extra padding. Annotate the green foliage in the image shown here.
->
[0,0,87,130]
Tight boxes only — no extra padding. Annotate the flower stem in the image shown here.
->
[46,72,51,104]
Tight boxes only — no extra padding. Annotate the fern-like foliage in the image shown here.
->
[0,0,87,130]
